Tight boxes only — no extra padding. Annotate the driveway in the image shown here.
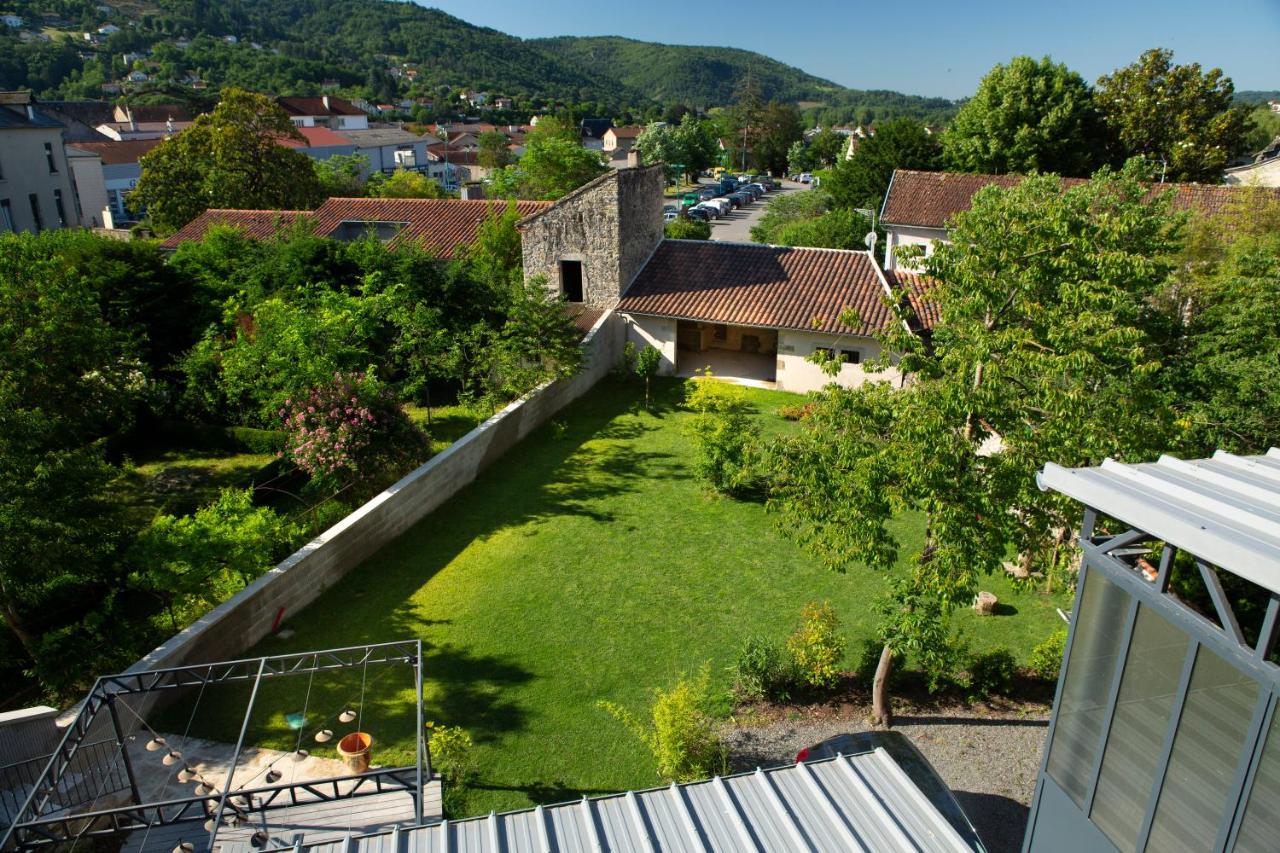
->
[707,179,810,243]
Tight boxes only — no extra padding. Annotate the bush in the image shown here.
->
[966,647,1017,698]
[224,426,287,454]
[778,403,816,421]
[599,666,726,783]
[685,379,763,497]
[427,723,474,817]
[1029,628,1068,681]
[665,217,711,240]
[729,636,796,702]
[787,602,847,691]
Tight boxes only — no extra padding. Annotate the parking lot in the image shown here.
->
[667,177,810,243]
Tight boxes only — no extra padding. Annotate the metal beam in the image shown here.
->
[105,696,143,807]
[1215,689,1274,851]
[1197,559,1246,645]
[210,656,267,850]
[1134,639,1199,852]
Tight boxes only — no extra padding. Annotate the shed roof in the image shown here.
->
[617,240,903,336]
[286,749,977,852]
[880,169,1280,229]
[337,127,427,147]
[1039,449,1280,594]
[277,96,364,117]
[67,137,163,164]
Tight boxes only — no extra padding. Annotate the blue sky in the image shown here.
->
[414,0,1279,99]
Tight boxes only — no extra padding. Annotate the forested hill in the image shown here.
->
[0,0,955,121]
[531,35,843,106]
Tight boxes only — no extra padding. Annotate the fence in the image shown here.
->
[121,310,624,688]
[0,740,129,829]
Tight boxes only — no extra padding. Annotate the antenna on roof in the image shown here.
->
[864,231,877,251]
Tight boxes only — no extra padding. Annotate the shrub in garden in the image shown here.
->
[684,378,763,497]
[664,217,711,240]
[1029,628,1068,681]
[280,372,428,493]
[730,635,796,702]
[599,666,727,783]
[787,602,847,691]
[778,402,816,421]
[966,647,1018,698]
[426,723,474,817]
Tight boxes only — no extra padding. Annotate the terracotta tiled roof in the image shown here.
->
[311,198,551,257]
[567,305,605,338]
[122,104,193,123]
[279,126,354,148]
[608,125,644,139]
[617,240,899,336]
[68,138,163,164]
[888,270,941,330]
[161,210,312,249]
[277,96,364,117]
[881,169,1280,228]
[161,199,553,255]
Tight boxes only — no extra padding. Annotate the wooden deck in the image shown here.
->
[121,780,441,851]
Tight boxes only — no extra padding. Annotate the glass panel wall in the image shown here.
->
[1146,646,1259,851]
[1234,705,1280,852]
[1045,570,1131,806]
[1090,604,1187,851]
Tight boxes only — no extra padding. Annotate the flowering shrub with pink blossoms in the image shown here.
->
[281,373,427,492]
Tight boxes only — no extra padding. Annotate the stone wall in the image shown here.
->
[123,312,625,680]
[519,165,666,308]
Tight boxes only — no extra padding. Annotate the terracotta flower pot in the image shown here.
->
[336,731,373,773]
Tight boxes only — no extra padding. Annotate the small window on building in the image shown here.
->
[840,349,861,364]
[713,324,727,341]
[53,189,66,227]
[28,193,42,232]
[0,199,12,232]
[44,142,57,173]
[560,260,584,302]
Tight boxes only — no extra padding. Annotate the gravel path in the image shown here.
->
[722,699,1049,853]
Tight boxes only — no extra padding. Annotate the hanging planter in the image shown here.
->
[314,729,333,743]
[338,708,357,724]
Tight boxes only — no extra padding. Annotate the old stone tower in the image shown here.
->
[517,164,666,308]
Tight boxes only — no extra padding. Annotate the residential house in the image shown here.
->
[1224,136,1280,188]
[274,125,357,164]
[493,97,513,110]
[125,70,148,83]
[96,23,120,35]
[580,118,612,150]
[37,100,115,142]
[879,168,1280,270]
[65,138,162,226]
[94,117,191,141]
[0,92,82,233]
[601,125,643,154]
[1269,99,1280,113]
[277,96,369,131]
[2,13,22,27]
[424,146,494,184]
[161,198,553,255]
[112,104,192,124]
[333,127,429,175]
[518,166,933,393]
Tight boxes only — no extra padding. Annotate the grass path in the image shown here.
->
[183,377,1068,816]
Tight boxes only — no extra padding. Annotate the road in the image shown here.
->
[706,179,810,243]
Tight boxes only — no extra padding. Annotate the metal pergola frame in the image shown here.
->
[0,641,430,851]
[1022,512,1280,853]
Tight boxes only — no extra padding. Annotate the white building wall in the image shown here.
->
[776,329,902,393]
[884,224,946,271]
[623,314,677,376]
[67,150,108,227]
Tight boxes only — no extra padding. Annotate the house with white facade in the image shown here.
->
[0,92,82,233]
[335,127,430,176]
[277,96,369,131]
[880,168,1280,270]
[518,166,934,394]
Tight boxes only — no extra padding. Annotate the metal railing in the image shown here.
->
[0,740,128,829]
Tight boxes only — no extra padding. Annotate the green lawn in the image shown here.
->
[181,377,1068,816]
[112,447,279,526]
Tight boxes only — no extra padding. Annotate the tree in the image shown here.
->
[1095,48,1251,183]
[825,118,942,211]
[807,128,847,169]
[671,115,719,182]
[768,163,1181,725]
[634,122,682,179]
[942,56,1111,177]
[754,102,804,176]
[635,344,661,408]
[133,88,324,233]
[787,139,815,175]
[315,153,370,197]
[664,217,711,240]
[490,117,605,200]
[476,130,515,170]
[367,167,448,199]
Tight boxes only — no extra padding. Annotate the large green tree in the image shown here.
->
[753,101,804,176]
[1095,48,1251,183]
[769,163,1181,725]
[490,116,606,199]
[133,87,325,233]
[942,56,1111,177]
[825,118,942,211]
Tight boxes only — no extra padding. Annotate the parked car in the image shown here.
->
[693,202,721,219]
[739,186,762,201]
[798,172,813,184]
[680,191,703,208]
[685,206,710,221]
[727,192,751,207]
[757,177,779,191]
[663,211,678,222]
[795,732,986,852]
[663,204,678,215]
[707,197,732,215]
[747,182,768,195]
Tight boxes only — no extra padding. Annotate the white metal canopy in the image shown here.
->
[1038,449,1280,594]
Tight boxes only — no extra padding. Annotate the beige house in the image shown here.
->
[518,166,934,393]
[0,92,82,233]
[602,125,643,153]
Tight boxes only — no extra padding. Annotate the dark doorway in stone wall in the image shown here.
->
[560,260,584,302]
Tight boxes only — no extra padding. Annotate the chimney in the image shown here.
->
[127,107,136,131]
[322,95,331,111]
[626,149,642,169]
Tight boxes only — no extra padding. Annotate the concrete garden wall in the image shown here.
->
[123,311,625,678]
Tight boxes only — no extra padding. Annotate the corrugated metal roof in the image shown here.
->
[1038,449,1280,594]
[283,749,977,852]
